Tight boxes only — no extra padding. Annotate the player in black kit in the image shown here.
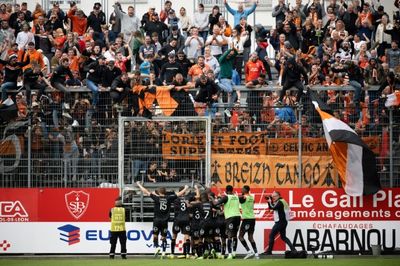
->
[170,186,195,259]
[136,181,189,259]
[198,191,217,259]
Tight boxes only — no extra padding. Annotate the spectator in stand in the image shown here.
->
[219,48,239,116]
[20,2,32,23]
[32,3,45,26]
[22,42,45,72]
[276,56,309,107]
[167,26,185,52]
[170,73,196,116]
[218,16,232,39]
[143,13,169,45]
[113,2,140,42]
[272,0,289,26]
[142,6,156,29]
[176,51,192,79]
[188,55,210,82]
[46,2,65,21]
[110,72,131,107]
[50,57,73,109]
[160,1,173,23]
[178,7,192,38]
[87,3,106,38]
[244,52,265,83]
[225,0,258,27]
[204,46,220,77]
[160,53,182,84]
[205,24,228,59]
[0,54,30,102]
[16,22,34,50]
[0,4,10,22]
[229,28,248,79]
[194,74,219,117]
[139,35,157,62]
[386,41,400,70]
[184,27,204,61]
[193,4,209,43]
[85,55,106,108]
[209,6,222,35]
[375,14,393,57]
[234,16,253,66]
[0,21,15,46]
[158,38,180,62]
[67,5,87,37]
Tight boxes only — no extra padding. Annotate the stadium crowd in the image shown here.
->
[0,0,400,183]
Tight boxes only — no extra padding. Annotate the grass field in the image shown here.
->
[1,257,400,266]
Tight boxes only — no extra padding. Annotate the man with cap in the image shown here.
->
[167,25,185,52]
[23,62,50,106]
[143,12,169,44]
[160,53,182,84]
[276,56,309,107]
[109,196,127,259]
[87,3,106,35]
[224,0,258,27]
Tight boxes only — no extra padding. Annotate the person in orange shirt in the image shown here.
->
[32,3,45,26]
[188,55,210,82]
[0,4,10,22]
[67,6,87,37]
[244,52,265,83]
[22,42,45,71]
[67,46,81,73]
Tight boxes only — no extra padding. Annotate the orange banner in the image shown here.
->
[161,132,380,160]
[211,154,338,189]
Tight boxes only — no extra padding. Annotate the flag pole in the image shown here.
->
[297,104,303,187]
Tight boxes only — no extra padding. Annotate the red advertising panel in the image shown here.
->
[0,188,119,222]
[0,189,38,222]
[214,188,400,221]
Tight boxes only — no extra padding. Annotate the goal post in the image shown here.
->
[118,115,212,203]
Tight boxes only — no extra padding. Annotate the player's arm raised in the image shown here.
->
[176,185,189,197]
[136,181,152,196]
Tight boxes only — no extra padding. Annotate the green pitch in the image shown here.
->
[1,258,400,266]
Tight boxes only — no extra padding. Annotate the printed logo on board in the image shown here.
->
[0,201,29,222]
[65,191,90,219]
[0,240,11,251]
[58,224,80,245]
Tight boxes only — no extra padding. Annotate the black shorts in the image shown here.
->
[215,216,226,238]
[239,219,256,234]
[173,219,191,235]
[191,223,201,239]
[225,216,241,237]
[200,219,216,238]
[153,219,168,237]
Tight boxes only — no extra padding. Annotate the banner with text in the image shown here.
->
[161,132,380,160]
[211,154,338,188]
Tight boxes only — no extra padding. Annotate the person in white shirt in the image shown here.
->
[205,24,227,59]
[204,46,220,77]
[16,23,34,50]
[184,27,204,61]
[193,3,209,44]
[177,7,192,38]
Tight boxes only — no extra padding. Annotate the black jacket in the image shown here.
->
[160,62,182,84]
[282,57,309,85]
[86,62,106,84]
[194,79,219,104]
[51,65,73,85]
[87,11,106,32]
[102,67,122,87]
[111,76,130,92]
[0,58,30,83]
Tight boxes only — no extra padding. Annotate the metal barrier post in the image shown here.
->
[27,116,32,188]
[298,105,303,188]
[389,107,393,188]
[117,109,124,196]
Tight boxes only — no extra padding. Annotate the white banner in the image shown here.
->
[0,221,399,254]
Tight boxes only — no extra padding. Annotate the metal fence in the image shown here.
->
[0,87,399,189]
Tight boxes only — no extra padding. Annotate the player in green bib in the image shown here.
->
[239,185,259,259]
[215,185,241,259]
[109,196,127,259]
